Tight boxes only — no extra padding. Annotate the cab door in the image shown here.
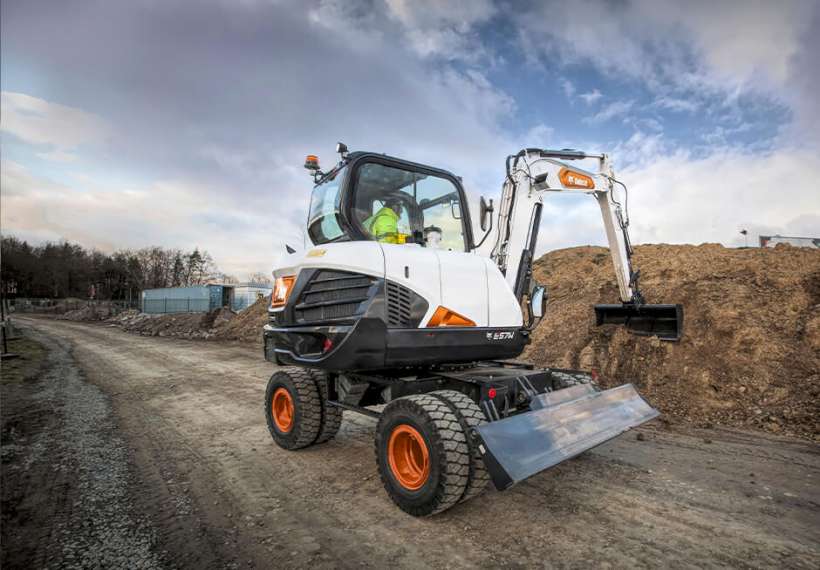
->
[435,250,488,326]
[380,243,441,325]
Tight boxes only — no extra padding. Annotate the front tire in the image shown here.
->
[375,394,470,516]
[265,368,323,449]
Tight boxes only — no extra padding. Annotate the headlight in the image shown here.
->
[271,276,296,308]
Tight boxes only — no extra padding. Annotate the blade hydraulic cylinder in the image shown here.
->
[475,384,659,490]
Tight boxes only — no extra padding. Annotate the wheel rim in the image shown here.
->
[387,424,430,491]
[272,388,294,433]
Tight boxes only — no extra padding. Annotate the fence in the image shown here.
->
[9,298,140,315]
[10,296,259,316]
[232,291,270,312]
[142,298,210,314]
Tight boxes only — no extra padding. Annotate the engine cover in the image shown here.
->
[266,242,528,371]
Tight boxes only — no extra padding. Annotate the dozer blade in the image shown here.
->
[475,384,658,490]
[594,303,683,341]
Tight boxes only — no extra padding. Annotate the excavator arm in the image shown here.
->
[489,148,683,341]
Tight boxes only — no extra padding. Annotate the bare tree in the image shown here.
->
[246,272,272,285]
[2,235,224,299]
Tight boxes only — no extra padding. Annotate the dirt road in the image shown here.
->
[4,318,819,569]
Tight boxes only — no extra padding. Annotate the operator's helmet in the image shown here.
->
[384,197,404,214]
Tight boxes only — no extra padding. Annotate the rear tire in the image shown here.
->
[375,394,470,516]
[264,368,322,450]
[431,390,491,503]
[314,371,343,444]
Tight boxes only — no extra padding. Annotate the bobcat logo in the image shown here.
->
[486,331,515,341]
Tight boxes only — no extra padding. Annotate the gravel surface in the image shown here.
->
[2,327,165,569]
[6,317,820,569]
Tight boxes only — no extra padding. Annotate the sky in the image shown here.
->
[2,0,819,278]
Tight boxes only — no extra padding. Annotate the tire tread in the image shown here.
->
[265,367,322,449]
[431,390,491,503]
[375,394,471,516]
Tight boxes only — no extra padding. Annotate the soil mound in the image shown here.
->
[524,243,820,440]
[213,297,269,343]
[118,307,236,340]
[59,305,112,321]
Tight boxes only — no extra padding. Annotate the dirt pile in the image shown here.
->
[107,309,144,327]
[60,305,113,321]
[213,297,269,343]
[524,243,820,440]
[118,307,236,340]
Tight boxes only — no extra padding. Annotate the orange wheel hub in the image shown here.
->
[387,424,430,491]
[272,387,294,433]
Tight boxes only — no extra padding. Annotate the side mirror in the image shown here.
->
[480,196,494,232]
[530,285,547,319]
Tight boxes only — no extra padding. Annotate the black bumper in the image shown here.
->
[264,318,528,372]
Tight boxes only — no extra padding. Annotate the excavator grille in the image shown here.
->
[386,281,414,327]
[294,270,375,324]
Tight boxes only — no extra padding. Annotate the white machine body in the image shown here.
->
[274,241,523,327]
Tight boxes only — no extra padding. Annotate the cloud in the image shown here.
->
[579,89,602,105]
[783,5,820,146]
[0,159,304,277]
[653,96,699,113]
[700,123,752,146]
[513,0,819,147]
[385,0,496,61]
[1,91,109,160]
[583,100,634,124]
[624,146,820,247]
[1,0,517,273]
[2,0,817,278]
[560,78,576,100]
[515,0,815,91]
[533,144,820,254]
[310,0,497,62]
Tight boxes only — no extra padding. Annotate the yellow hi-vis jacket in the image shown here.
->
[366,207,401,243]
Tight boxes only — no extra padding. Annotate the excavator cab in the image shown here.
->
[306,153,472,252]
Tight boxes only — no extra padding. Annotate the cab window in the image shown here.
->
[307,167,346,244]
[351,162,467,251]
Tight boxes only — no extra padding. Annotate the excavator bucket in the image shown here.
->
[475,384,658,490]
[594,303,683,341]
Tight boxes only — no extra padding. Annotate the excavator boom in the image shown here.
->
[488,148,683,341]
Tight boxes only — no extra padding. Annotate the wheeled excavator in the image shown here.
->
[262,144,683,516]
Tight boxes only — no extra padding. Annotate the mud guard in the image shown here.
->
[475,384,659,490]
[594,303,683,341]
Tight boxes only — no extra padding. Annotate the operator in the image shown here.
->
[367,198,404,243]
